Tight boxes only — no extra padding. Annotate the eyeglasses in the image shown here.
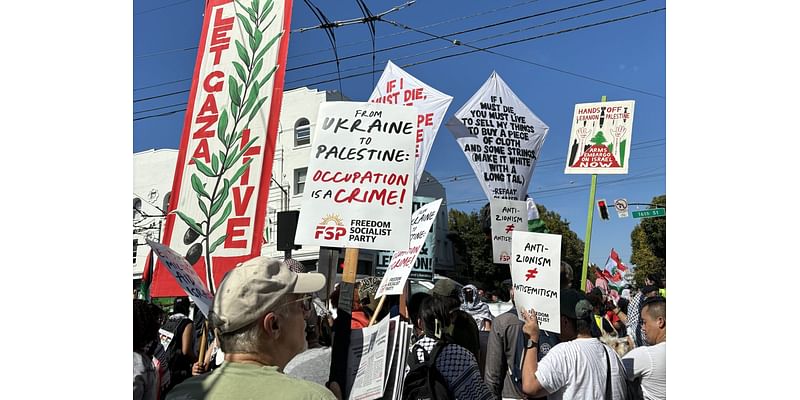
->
[279,295,313,312]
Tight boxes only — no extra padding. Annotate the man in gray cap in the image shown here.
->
[519,289,628,399]
[166,257,336,400]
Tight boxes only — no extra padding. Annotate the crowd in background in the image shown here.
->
[134,257,666,400]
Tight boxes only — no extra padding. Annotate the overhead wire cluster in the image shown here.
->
[133,0,666,121]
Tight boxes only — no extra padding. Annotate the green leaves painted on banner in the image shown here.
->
[225,147,239,170]
[174,211,203,235]
[235,40,250,67]
[211,153,219,173]
[261,65,278,86]
[217,109,229,144]
[228,75,242,106]
[229,158,254,185]
[240,81,261,118]
[191,174,210,199]
[210,203,233,235]
[253,28,263,52]
[236,13,253,37]
[247,97,269,125]
[260,1,274,21]
[211,179,231,215]
[193,158,215,177]
[209,234,228,253]
[176,0,281,268]
[232,62,247,84]
[254,31,281,65]
[251,58,264,84]
[198,197,210,217]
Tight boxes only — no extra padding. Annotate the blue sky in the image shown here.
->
[133,0,666,270]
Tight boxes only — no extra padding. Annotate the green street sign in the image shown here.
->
[631,208,666,219]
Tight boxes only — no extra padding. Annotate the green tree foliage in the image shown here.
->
[536,203,586,285]
[447,209,493,287]
[446,202,585,293]
[630,194,666,286]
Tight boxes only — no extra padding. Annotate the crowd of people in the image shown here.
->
[133,257,666,399]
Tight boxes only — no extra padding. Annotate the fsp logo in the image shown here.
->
[499,252,510,262]
[314,214,347,241]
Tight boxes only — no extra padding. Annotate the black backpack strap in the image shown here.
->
[602,341,612,400]
[427,341,446,365]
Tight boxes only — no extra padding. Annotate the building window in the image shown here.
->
[133,239,138,266]
[294,168,307,195]
[295,118,311,146]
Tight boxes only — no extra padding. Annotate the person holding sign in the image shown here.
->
[165,257,336,400]
[519,289,628,399]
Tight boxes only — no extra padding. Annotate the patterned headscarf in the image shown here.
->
[358,276,382,305]
[460,284,493,328]
[283,258,305,274]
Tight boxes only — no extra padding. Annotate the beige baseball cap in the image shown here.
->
[210,256,326,334]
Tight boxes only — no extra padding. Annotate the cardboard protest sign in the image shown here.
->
[375,198,442,298]
[375,196,438,281]
[152,0,293,296]
[445,71,549,201]
[147,240,213,317]
[510,231,561,333]
[490,199,528,264]
[368,61,453,191]
[294,102,417,251]
[565,100,635,174]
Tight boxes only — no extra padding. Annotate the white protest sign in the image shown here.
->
[294,102,417,251]
[369,61,453,192]
[146,239,213,317]
[510,231,561,333]
[564,100,635,174]
[347,316,390,400]
[375,198,442,298]
[490,199,528,264]
[445,71,549,200]
[375,196,437,281]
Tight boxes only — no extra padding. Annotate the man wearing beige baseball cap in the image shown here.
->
[166,257,337,400]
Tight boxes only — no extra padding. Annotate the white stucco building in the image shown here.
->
[133,87,454,283]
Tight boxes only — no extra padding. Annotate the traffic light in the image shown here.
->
[597,199,610,220]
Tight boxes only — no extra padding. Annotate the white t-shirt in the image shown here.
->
[622,341,666,400]
[535,338,628,400]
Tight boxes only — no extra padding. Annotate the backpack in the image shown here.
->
[402,341,454,400]
[155,316,193,398]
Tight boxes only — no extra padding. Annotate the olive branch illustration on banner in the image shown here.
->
[173,0,282,292]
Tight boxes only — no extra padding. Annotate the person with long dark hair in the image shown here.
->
[410,296,493,400]
[134,299,164,400]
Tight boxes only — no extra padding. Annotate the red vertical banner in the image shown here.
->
[151,0,293,297]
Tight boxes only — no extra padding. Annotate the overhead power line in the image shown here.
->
[288,0,545,59]
[134,0,193,16]
[133,7,665,116]
[286,0,606,73]
[285,0,650,86]
[287,8,666,91]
